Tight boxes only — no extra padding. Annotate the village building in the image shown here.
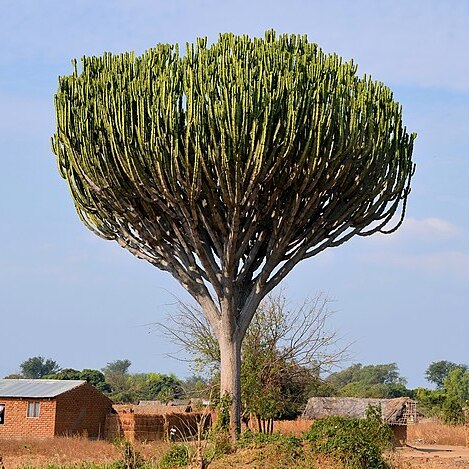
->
[0,379,112,439]
[105,400,211,442]
[302,396,417,446]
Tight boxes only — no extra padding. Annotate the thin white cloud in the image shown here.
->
[357,217,467,274]
[401,217,461,237]
[373,217,462,244]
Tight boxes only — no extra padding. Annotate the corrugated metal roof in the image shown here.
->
[0,379,86,398]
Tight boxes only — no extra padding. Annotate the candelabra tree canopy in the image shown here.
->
[52,31,415,328]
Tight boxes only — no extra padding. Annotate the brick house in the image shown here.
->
[0,379,113,439]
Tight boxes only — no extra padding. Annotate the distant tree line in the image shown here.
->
[5,356,191,404]
[6,356,469,425]
[416,360,469,424]
[324,362,411,399]
[324,360,469,425]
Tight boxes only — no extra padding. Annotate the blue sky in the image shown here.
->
[1,0,468,388]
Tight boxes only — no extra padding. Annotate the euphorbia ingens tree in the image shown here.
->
[52,31,415,435]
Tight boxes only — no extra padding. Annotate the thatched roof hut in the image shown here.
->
[302,397,417,425]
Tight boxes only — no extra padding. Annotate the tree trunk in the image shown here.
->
[219,331,242,439]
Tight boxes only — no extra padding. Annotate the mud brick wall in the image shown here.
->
[0,398,56,438]
[54,383,113,438]
[105,411,211,442]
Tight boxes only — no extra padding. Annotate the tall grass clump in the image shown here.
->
[407,420,467,445]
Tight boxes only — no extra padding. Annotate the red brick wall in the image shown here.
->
[0,398,56,438]
[54,383,112,438]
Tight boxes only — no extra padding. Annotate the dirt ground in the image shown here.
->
[395,445,469,468]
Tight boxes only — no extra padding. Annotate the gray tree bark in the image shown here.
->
[218,329,243,437]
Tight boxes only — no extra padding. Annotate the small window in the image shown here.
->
[0,404,4,424]
[27,401,40,418]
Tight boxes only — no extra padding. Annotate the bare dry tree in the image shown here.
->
[158,291,350,428]
[161,292,348,374]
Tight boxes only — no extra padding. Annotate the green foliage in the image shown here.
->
[237,431,304,468]
[425,361,468,389]
[41,358,184,403]
[442,397,465,425]
[240,298,321,420]
[305,379,336,398]
[43,368,81,380]
[441,368,469,424]
[102,359,132,378]
[328,363,406,387]
[121,372,183,403]
[159,443,190,468]
[101,360,132,400]
[327,363,412,399]
[20,356,61,379]
[80,369,109,388]
[180,374,211,400]
[337,382,411,399]
[44,368,112,393]
[238,430,303,454]
[417,367,469,423]
[215,393,231,432]
[204,429,233,460]
[100,360,182,403]
[53,31,414,253]
[305,411,392,469]
[414,387,446,418]
[147,373,183,403]
[444,368,469,403]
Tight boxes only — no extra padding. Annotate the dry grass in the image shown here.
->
[209,445,338,469]
[3,422,468,469]
[0,436,119,468]
[0,436,172,468]
[407,421,467,446]
[271,419,314,436]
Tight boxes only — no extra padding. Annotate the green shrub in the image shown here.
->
[213,393,231,432]
[442,397,465,425]
[159,443,190,468]
[304,410,392,469]
[204,429,233,460]
[238,430,303,460]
